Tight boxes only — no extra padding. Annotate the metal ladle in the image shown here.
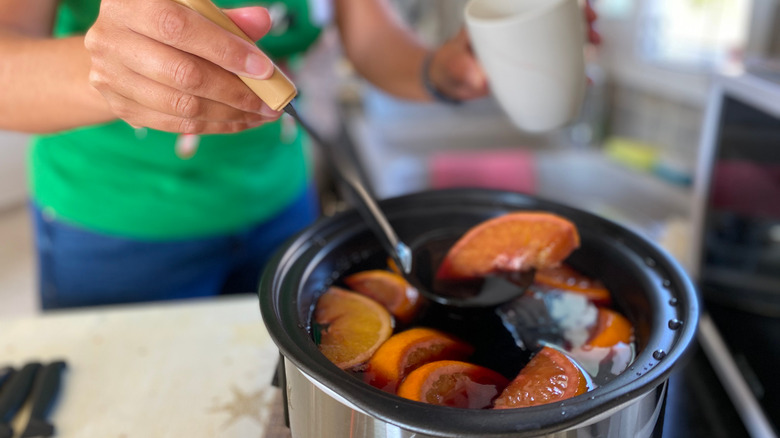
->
[171,0,531,307]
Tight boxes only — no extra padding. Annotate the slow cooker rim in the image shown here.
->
[259,188,699,437]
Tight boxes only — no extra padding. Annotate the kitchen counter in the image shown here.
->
[0,295,289,438]
[1,294,766,438]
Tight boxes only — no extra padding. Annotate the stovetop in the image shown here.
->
[661,299,780,438]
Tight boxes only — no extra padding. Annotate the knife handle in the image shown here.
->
[20,361,67,438]
[27,361,66,419]
[168,0,298,111]
[0,368,14,392]
[0,363,40,424]
[0,363,41,438]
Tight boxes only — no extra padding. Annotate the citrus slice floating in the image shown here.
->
[436,212,580,280]
[313,287,393,370]
[586,308,633,348]
[387,257,402,275]
[364,327,475,393]
[493,346,588,409]
[397,360,509,409]
[344,270,423,324]
[535,265,612,306]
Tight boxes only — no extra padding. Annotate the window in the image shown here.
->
[637,0,752,70]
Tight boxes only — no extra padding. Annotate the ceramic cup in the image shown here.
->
[464,0,587,132]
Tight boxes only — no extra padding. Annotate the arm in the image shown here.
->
[335,0,601,103]
[334,0,488,103]
[1,0,282,134]
[0,0,113,133]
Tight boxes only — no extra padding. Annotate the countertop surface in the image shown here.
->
[0,295,290,438]
[2,294,769,438]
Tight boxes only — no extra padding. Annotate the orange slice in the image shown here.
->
[387,257,402,275]
[364,327,475,393]
[313,287,393,370]
[344,270,423,324]
[493,346,588,409]
[586,308,633,348]
[397,360,509,409]
[436,212,580,280]
[535,265,612,306]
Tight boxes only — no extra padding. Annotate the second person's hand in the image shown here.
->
[426,0,601,103]
[84,0,281,134]
[426,29,489,102]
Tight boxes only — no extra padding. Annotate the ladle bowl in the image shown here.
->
[405,228,535,307]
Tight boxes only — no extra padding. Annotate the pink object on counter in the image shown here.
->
[429,149,536,194]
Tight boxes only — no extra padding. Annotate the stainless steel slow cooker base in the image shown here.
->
[284,359,667,438]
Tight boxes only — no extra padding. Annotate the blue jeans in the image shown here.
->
[32,186,319,310]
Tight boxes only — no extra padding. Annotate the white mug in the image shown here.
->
[464,0,587,133]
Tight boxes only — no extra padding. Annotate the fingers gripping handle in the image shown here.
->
[169,0,298,111]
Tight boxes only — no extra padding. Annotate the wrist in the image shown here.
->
[421,52,461,105]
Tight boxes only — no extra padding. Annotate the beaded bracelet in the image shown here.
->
[421,52,461,105]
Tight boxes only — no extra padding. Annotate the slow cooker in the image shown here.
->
[259,188,699,438]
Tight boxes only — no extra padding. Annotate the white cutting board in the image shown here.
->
[0,296,287,438]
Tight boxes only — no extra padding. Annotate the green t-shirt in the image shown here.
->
[29,0,323,239]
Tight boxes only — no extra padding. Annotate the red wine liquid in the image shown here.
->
[315,232,635,391]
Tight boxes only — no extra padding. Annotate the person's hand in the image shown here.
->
[427,1,601,102]
[426,29,489,102]
[84,0,281,134]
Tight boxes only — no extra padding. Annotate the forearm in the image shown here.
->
[0,30,114,133]
[335,0,431,101]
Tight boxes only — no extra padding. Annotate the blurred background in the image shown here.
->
[2,0,778,312]
[2,1,780,436]
[305,0,776,255]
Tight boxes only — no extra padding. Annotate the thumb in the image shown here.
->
[452,30,486,90]
[223,6,272,42]
[454,27,472,50]
[461,55,488,91]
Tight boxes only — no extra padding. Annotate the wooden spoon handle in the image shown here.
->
[169,0,297,111]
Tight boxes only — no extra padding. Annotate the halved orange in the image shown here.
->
[436,212,580,280]
[493,346,588,409]
[397,360,509,409]
[535,265,612,306]
[344,270,423,324]
[586,308,633,348]
[364,327,475,393]
[313,287,393,370]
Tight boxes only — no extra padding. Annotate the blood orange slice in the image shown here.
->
[364,327,474,393]
[586,308,633,348]
[436,212,580,280]
[344,270,423,324]
[397,360,509,409]
[535,265,612,306]
[493,346,588,409]
[313,287,393,370]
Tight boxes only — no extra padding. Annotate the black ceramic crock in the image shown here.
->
[259,188,699,438]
